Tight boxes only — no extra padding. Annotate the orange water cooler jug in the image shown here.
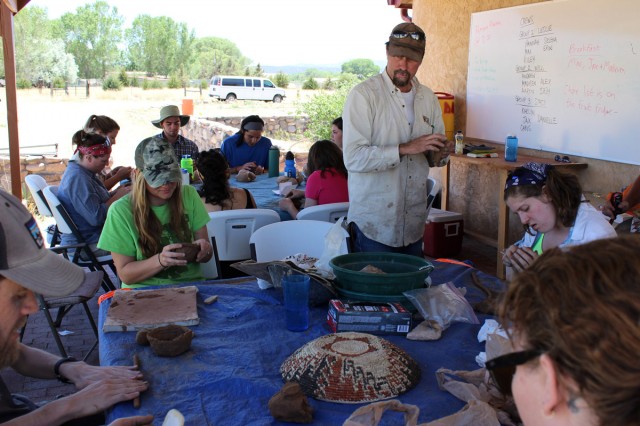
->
[435,92,454,141]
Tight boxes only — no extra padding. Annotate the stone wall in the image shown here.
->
[182,115,309,152]
[0,156,68,196]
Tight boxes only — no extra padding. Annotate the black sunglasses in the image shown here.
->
[391,31,426,41]
[486,349,543,396]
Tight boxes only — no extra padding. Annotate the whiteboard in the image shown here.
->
[466,0,640,165]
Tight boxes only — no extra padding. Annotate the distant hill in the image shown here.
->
[263,60,386,75]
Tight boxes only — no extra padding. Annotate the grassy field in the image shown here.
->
[0,87,317,169]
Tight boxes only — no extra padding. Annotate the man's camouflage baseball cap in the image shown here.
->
[134,136,182,188]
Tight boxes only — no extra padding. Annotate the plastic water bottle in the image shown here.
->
[284,151,296,178]
[268,146,280,177]
[505,135,518,162]
[454,130,464,155]
[180,155,194,178]
[181,168,190,185]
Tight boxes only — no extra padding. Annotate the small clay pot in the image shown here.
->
[172,243,200,263]
[146,325,194,357]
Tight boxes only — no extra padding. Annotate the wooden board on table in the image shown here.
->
[103,286,199,332]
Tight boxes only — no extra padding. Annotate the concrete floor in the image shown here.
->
[1,234,497,408]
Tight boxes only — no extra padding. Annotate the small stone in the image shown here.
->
[204,295,218,304]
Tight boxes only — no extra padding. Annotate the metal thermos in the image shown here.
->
[268,146,280,177]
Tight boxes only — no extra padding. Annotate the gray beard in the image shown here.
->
[392,70,411,89]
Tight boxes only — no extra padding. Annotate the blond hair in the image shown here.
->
[130,171,191,258]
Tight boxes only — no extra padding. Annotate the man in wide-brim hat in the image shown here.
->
[151,104,200,162]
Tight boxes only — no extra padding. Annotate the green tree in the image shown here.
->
[13,6,78,84]
[254,63,264,77]
[126,15,195,77]
[190,37,249,79]
[341,59,380,78]
[58,1,124,78]
[274,72,289,88]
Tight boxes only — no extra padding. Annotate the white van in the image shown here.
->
[208,75,286,103]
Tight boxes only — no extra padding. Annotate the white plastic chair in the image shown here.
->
[427,177,440,217]
[249,220,349,262]
[25,174,60,245]
[42,185,117,291]
[296,202,349,222]
[200,209,280,279]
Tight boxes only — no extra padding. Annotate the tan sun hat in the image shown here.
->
[151,105,190,129]
[0,189,85,297]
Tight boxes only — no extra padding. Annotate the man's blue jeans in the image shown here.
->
[349,222,424,258]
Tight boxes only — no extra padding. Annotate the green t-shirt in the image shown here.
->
[98,185,210,288]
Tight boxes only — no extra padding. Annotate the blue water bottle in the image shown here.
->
[284,151,296,178]
[505,135,518,162]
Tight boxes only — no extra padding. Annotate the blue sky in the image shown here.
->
[29,0,403,66]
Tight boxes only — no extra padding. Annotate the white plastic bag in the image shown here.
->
[315,217,347,278]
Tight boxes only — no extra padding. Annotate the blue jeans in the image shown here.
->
[349,222,424,258]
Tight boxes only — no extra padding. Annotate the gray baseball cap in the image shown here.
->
[0,189,85,297]
[134,136,182,188]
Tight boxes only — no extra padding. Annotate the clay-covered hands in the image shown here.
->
[399,133,450,156]
[193,238,213,263]
[59,361,143,390]
[108,415,154,426]
[601,199,629,220]
[502,245,538,273]
[236,162,264,175]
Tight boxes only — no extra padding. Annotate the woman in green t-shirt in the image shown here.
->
[98,136,213,288]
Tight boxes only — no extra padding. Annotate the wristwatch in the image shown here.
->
[54,356,78,384]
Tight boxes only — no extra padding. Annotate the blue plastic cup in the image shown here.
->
[282,274,310,332]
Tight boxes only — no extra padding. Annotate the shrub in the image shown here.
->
[142,79,150,90]
[52,77,66,89]
[274,72,289,89]
[302,76,319,90]
[323,78,336,90]
[130,76,139,87]
[118,69,129,87]
[167,74,181,89]
[17,79,32,89]
[150,80,163,89]
[298,85,354,140]
[200,79,208,90]
[102,75,122,91]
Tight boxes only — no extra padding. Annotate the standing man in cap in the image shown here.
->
[0,189,152,425]
[342,22,452,256]
[151,104,200,161]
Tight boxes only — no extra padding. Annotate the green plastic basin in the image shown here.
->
[329,252,434,296]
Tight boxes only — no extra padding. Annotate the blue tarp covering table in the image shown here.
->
[100,261,505,425]
[231,173,299,221]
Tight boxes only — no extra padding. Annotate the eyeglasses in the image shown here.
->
[554,154,570,163]
[391,31,426,41]
[485,349,543,396]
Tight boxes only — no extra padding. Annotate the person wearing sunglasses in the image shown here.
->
[57,130,131,257]
[342,22,452,257]
[488,236,640,425]
[502,162,615,274]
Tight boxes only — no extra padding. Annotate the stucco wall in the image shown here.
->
[412,0,638,244]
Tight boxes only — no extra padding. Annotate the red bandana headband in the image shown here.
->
[76,144,111,157]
